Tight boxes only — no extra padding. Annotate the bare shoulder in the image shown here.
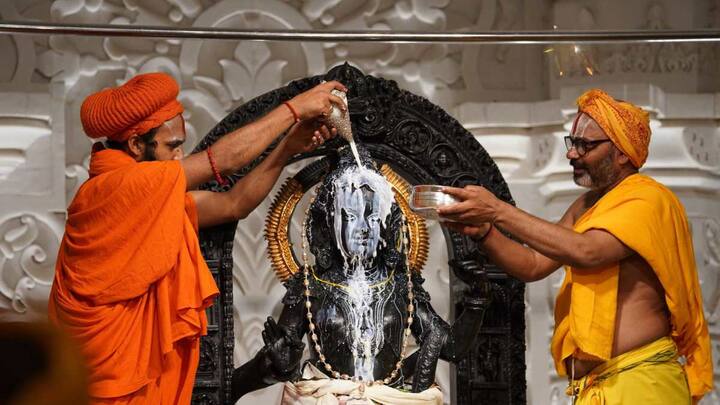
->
[560,191,597,227]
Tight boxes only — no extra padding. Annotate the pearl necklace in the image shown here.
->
[301,203,415,386]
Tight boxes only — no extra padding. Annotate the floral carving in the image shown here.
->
[0,214,59,320]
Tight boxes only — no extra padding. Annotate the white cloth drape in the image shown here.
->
[281,363,443,405]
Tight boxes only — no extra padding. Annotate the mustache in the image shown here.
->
[570,160,585,169]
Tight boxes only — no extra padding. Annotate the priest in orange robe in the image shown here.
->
[438,89,712,404]
[49,72,347,404]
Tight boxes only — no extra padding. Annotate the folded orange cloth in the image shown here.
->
[49,147,218,404]
[551,174,712,402]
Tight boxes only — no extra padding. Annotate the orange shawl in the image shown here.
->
[551,174,712,401]
[48,148,218,403]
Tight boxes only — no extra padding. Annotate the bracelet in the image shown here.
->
[283,101,300,123]
[206,146,228,186]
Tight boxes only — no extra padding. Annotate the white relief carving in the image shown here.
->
[65,153,89,204]
[644,2,670,30]
[299,0,465,101]
[0,118,52,182]
[533,135,556,172]
[234,314,268,361]
[550,41,700,79]
[159,0,201,20]
[706,220,720,269]
[174,0,326,139]
[490,0,522,64]
[460,0,543,100]
[544,5,597,80]
[701,218,720,325]
[702,389,720,405]
[546,1,720,98]
[0,214,59,321]
[0,4,47,84]
[219,41,288,103]
[300,0,343,24]
[684,129,720,168]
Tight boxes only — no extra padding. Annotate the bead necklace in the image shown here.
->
[301,202,415,386]
[311,267,395,290]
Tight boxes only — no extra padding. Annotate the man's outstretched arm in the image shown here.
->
[443,199,572,282]
[181,80,346,189]
[190,121,335,228]
[439,186,633,281]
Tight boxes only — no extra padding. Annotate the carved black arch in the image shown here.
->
[191,64,526,405]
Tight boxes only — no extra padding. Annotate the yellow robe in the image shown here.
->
[570,336,691,405]
[551,174,712,401]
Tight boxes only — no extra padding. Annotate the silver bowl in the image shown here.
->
[409,185,458,220]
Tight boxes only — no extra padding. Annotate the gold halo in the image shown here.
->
[265,164,429,282]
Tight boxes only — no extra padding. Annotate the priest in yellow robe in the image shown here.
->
[438,88,712,404]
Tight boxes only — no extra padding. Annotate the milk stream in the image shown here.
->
[349,139,363,169]
[331,166,395,380]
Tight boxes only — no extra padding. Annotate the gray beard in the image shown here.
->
[573,152,616,190]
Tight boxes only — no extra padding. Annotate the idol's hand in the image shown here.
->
[437,185,501,226]
[281,119,337,155]
[287,81,347,120]
[262,317,304,380]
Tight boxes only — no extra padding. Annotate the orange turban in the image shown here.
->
[80,72,184,142]
[576,89,651,168]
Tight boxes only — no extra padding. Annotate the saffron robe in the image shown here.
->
[551,173,712,401]
[49,148,219,404]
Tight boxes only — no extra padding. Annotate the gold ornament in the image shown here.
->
[265,164,429,282]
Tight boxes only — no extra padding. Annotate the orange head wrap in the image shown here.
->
[576,89,651,168]
[80,72,184,143]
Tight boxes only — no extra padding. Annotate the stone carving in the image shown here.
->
[0,214,59,320]
[685,129,720,168]
[546,1,720,88]
[219,41,287,104]
[65,154,90,205]
[533,135,556,172]
[194,64,523,403]
[190,392,218,405]
[231,145,488,401]
[198,335,218,374]
[706,220,720,270]
[490,0,523,64]
[701,219,720,325]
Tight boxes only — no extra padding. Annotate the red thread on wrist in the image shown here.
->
[206,146,228,186]
[283,101,300,123]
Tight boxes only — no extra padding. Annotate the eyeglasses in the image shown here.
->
[564,136,611,156]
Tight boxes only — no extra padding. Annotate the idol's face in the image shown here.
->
[336,184,382,262]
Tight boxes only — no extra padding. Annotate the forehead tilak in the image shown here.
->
[572,113,605,140]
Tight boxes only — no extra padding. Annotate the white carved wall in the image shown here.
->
[0,0,718,404]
